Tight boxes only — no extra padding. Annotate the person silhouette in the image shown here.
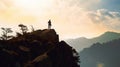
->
[48,20,52,29]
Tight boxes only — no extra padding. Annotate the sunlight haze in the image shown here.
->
[0,0,120,39]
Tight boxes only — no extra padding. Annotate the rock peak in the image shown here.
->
[0,29,80,67]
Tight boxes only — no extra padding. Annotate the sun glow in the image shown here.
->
[14,0,53,9]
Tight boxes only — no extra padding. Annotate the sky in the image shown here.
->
[0,0,120,39]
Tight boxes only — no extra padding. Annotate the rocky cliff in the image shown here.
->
[0,29,80,67]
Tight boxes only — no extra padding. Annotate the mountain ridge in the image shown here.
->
[80,38,120,67]
[65,31,120,51]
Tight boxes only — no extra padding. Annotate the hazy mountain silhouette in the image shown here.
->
[0,29,80,67]
[80,38,120,67]
[66,31,120,51]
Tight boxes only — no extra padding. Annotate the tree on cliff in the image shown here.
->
[0,27,13,40]
[18,24,28,34]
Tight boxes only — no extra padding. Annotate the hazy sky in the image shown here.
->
[0,0,120,39]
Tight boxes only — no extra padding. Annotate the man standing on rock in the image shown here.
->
[48,20,52,29]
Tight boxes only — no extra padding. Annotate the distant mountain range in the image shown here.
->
[80,38,120,67]
[65,31,120,51]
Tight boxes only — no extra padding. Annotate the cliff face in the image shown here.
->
[0,29,79,67]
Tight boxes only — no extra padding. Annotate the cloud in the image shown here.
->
[0,0,37,25]
[88,9,120,31]
[53,0,101,10]
[0,0,120,39]
[0,0,109,39]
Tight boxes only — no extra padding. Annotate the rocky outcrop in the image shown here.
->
[0,29,79,67]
